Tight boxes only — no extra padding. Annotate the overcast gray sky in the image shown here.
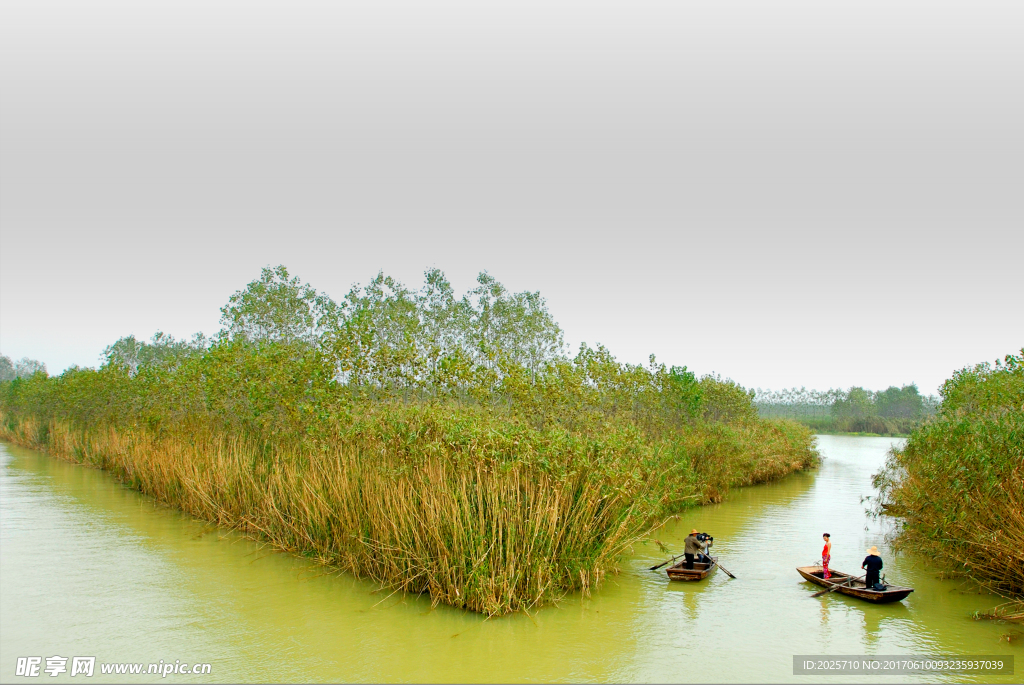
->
[2,0,1021,395]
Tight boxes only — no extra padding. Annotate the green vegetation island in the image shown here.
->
[0,266,817,615]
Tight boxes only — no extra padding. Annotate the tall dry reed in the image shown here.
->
[875,350,1024,607]
[1,407,816,615]
[1,413,655,615]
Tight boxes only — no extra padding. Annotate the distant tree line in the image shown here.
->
[754,385,939,435]
[0,355,47,382]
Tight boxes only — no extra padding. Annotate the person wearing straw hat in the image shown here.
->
[862,546,884,589]
[683,529,711,569]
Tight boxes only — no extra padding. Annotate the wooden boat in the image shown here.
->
[796,566,914,603]
[667,556,718,581]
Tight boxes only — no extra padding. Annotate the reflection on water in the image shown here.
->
[0,436,1019,683]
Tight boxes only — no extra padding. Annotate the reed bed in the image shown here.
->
[978,601,1024,623]
[0,405,815,615]
[875,350,1024,609]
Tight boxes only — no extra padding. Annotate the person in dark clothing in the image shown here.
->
[862,546,884,588]
[683,529,711,569]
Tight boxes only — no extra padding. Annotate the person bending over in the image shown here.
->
[683,529,711,569]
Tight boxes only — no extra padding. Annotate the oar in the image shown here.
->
[649,548,709,572]
[714,557,737,579]
[811,573,865,598]
[649,553,684,571]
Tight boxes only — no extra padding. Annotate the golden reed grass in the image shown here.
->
[1,413,653,615]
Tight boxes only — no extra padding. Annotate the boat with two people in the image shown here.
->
[796,565,914,603]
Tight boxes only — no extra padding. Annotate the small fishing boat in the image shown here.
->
[796,566,914,603]
[667,556,718,581]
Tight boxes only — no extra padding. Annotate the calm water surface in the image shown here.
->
[1,436,1019,683]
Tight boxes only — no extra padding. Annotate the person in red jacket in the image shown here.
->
[821,533,832,579]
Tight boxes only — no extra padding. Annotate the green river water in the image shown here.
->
[1,436,1019,683]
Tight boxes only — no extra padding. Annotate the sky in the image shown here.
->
[1,0,1021,396]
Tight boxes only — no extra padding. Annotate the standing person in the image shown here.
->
[862,546,884,588]
[821,533,832,579]
[683,529,706,570]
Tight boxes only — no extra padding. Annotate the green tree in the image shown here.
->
[416,269,476,394]
[832,386,876,420]
[103,332,207,377]
[220,265,339,346]
[938,350,1024,414]
[2,356,48,379]
[334,272,422,391]
[875,384,924,419]
[462,272,564,379]
[0,355,14,382]
[699,374,756,423]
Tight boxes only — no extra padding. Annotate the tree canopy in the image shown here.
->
[3,265,758,434]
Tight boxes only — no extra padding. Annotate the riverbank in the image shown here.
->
[806,429,911,438]
[769,417,919,438]
[875,349,1024,619]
